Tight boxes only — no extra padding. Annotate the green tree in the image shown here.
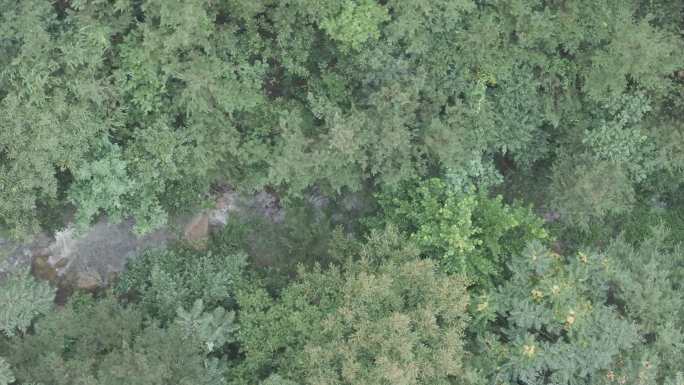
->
[603,227,684,384]
[175,299,237,354]
[370,178,548,286]
[116,247,247,322]
[68,138,134,231]
[2,294,229,385]
[321,0,390,51]
[236,226,477,384]
[0,0,112,238]
[550,155,636,232]
[0,358,13,385]
[471,229,684,385]
[0,268,54,337]
[471,242,641,385]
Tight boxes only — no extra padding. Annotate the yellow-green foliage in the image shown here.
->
[371,178,547,286]
[321,0,390,51]
[236,227,476,385]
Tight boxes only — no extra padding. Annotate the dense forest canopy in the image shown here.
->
[1,0,683,384]
[1,0,683,238]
